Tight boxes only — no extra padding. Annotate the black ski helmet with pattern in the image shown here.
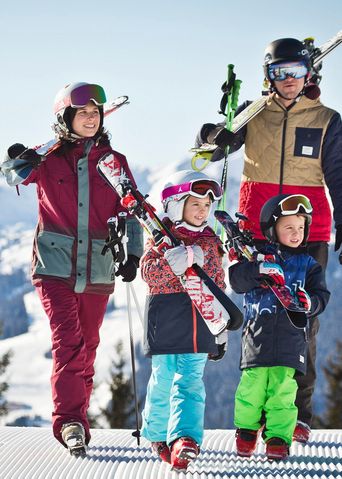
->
[260,194,312,244]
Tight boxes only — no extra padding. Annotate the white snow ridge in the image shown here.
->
[0,428,341,478]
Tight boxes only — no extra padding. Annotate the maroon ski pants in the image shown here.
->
[36,280,109,445]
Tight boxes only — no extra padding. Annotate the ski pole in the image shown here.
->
[104,212,141,443]
[126,282,141,446]
[219,76,242,198]
[128,282,144,326]
[212,65,241,238]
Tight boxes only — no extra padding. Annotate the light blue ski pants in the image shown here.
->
[141,353,207,446]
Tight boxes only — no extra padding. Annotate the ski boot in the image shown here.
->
[265,437,289,461]
[151,441,171,463]
[293,421,311,443]
[61,422,87,457]
[170,437,199,472]
[235,428,260,457]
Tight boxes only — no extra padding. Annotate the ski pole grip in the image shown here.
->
[231,79,242,112]
[227,64,235,83]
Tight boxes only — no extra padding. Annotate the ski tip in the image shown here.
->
[286,311,308,329]
[226,309,243,331]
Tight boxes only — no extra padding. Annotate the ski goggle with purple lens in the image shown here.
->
[161,179,223,202]
[278,195,313,215]
[70,84,107,107]
[268,61,309,82]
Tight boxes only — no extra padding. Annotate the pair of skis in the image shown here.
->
[191,30,342,158]
[97,153,243,337]
[214,210,308,328]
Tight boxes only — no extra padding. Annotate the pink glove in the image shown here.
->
[259,262,285,287]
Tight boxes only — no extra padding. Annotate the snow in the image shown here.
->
[0,427,341,478]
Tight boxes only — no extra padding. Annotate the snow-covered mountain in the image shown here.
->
[0,152,340,430]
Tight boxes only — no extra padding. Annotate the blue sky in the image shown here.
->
[1,0,341,171]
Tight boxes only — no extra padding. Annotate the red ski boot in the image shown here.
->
[235,428,259,457]
[266,437,289,461]
[171,437,199,471]
[293,421,311,443]
[151,441,171,463]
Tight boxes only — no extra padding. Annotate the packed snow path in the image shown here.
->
[0,428,341,478]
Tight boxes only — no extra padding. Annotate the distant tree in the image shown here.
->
[87,380,102,429]
[0,350,12,419]
[100,340,138,429]
[316,339,342,428]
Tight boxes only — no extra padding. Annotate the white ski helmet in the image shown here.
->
[53,82,107,139]
[161,170,222,224]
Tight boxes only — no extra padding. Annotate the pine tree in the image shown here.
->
[319,339,342,428]
[0,350,12,419]
[100,340,137,428]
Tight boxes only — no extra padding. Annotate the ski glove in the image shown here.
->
[334,224,342,252]
[115,255,139,283]
[210,128,236,150]
[208,331,228,362]
[253,252,277,263]
[164,244,204,276]
[227,246,239,263]
[8,143,42,167]
[296,287,311,312]
[259,262,285,287]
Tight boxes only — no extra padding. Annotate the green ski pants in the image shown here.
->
[234,366,298,445]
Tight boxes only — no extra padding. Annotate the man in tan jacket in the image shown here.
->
[195,37,342,444]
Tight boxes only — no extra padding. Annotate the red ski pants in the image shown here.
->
[36,280,109,445]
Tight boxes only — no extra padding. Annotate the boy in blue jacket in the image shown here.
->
[229,194,330,461]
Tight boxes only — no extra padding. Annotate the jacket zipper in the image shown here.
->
[279,109,288,194]
[192,303,198,352]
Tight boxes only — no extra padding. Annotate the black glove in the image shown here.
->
[335,225,342,252]
[208,331,228,362]
[115,255,139,283]
[212,128,236,150]
[8,143,42,167]
[208,342,227,362]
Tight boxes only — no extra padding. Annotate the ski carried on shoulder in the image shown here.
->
[35,95,130,156]
[191,29,342,156]
[97,153,243,335]
[214,210,307,328]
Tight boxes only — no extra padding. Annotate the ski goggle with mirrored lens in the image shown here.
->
[161,180,223,202]
[268,62,309,82]
[278,195,313,215]
[70,84,107,107]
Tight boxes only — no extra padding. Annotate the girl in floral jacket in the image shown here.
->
[140,170,226,472]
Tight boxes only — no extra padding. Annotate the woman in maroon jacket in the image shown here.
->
[2,82,143,454]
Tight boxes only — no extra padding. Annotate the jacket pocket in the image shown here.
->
[35,231,74,277]
[90,239,115,284]
[294,127,323,159]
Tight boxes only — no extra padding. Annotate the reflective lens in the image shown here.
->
[161,179,222,202]
[268,61,308,81]
[279,195,313,215]
[70,84,107,107]
[190,180,223,200]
